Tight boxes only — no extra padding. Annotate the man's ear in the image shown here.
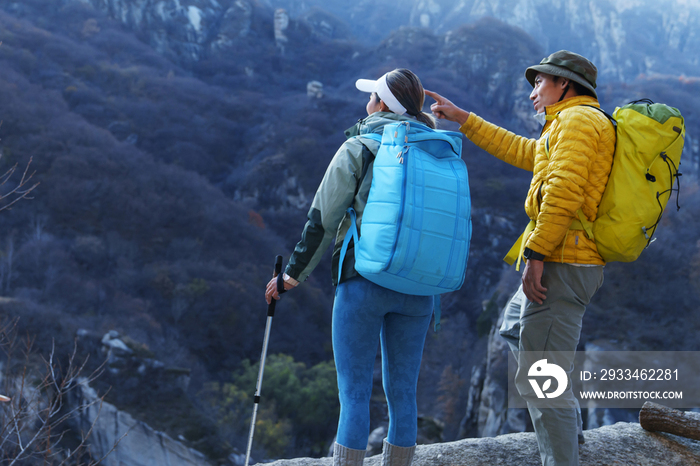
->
[379,101,390,112]
[560,78,570,89]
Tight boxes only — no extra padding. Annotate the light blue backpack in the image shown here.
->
[340,121,472,307]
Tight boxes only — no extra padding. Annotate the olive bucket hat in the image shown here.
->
[525,50,598,99]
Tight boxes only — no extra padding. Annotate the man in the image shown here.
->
[426,50,615,466]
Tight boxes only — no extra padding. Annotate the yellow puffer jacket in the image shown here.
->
[460,95,616,264]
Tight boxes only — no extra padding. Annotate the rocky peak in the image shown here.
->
[274,8,290,51]
[212,0,255,49]
[69,0,351,66]
[420,0,700,81]
[263,422,700,465]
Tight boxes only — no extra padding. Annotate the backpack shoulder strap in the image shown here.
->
[338,207,360,286]
[581,105,617,131]
[337,132,382,285]
[358,132,382,143]
[350,134,381,198]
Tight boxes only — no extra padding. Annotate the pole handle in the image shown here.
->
[275,255,288,295]
[269,256,285,317]
[274,255,283,276]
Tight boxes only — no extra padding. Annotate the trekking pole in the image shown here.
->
[245,255,285,466]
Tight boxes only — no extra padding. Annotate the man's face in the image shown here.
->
[530,73,568,114]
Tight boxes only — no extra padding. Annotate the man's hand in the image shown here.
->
[425,90,470,125]
[522,259,547,304]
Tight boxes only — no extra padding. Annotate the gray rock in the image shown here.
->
[262,422,700,465]
[477,324,511,437]
[71,379,211,466]
[101,330,120,344]
[458,360,485,439]
[586,407,639,430]
[274,8,290,48]
[461,279,531,439]
[229,451,247,466]
[366,425,387,457]
[307,81,323,99]
[220,0,253,41]
[104,338,132,354]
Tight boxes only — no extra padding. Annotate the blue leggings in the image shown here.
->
[332,276,433,449]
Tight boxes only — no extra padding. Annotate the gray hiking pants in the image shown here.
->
[500,262,604,466]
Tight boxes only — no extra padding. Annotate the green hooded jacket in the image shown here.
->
[285,111,417,286]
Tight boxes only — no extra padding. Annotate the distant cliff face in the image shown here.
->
[73,0,261,62]
[61,0,698,176]
[405,0,700,81]
[432,0,700,81]
[72,0,351,64]
[69,0,700,82]
[140,0,698,83]
[394,0,700,81]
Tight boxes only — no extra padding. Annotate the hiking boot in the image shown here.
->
[333,442,365,466]
[381,439,415,466]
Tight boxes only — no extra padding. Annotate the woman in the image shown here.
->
[265,68,436,466]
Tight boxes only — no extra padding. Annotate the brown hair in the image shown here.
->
[385,69,436,129]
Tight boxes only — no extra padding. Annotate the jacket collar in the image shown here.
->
[541,95,601,134]
[344,112,416,139]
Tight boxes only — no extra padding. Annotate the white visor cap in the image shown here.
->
[355,73,407,115]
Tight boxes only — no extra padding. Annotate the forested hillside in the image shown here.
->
[0,0,698,463]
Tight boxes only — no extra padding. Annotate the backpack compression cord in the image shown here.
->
[645,150,682,245]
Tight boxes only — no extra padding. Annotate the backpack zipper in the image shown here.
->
[386,123,411,271]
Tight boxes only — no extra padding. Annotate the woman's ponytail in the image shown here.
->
[415,111,437,129]
[385,69,436,129]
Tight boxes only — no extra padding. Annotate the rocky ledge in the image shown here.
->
[265,422,700,465]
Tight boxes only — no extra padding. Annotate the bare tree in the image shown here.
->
[2,236,14,293]
[0,138,38,293]
[0,318,123,465]
[0,155,40,214]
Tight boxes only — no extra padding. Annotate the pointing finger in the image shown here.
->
[424,89,442,102]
